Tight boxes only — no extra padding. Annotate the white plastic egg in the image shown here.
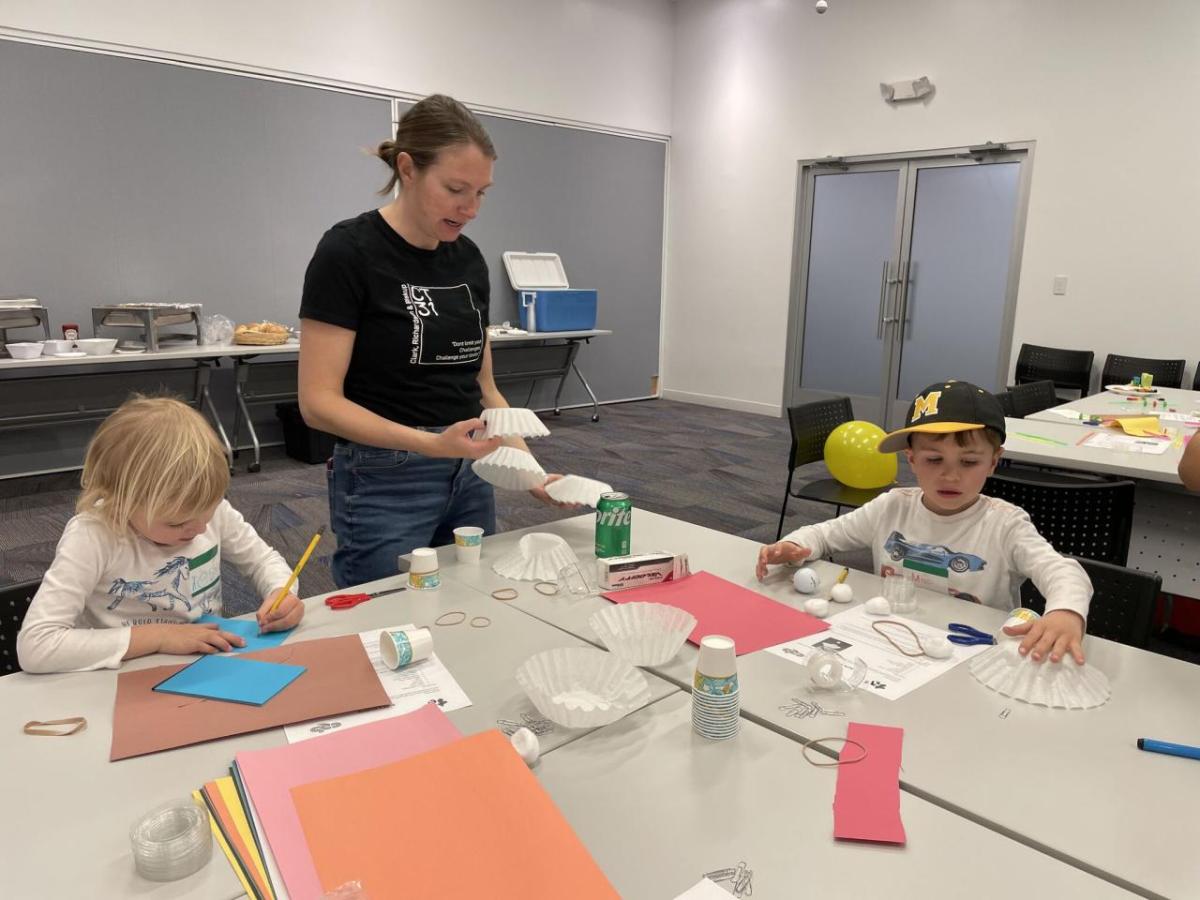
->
[830,583,854,604]
[792,568,821,594]
[510,727,540,767]
[804,597,830,619]
[864,596,891,616]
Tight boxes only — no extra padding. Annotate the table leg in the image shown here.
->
[234,363,262,473]
[197,366,233,472]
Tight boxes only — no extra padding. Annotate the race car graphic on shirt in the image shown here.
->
[883,530,987,574]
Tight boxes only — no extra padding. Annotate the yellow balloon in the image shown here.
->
[823,421,897,489]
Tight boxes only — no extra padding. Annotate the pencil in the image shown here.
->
[268,525,325,615]
[836,567,849,584]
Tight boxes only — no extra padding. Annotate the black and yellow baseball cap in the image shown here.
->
[877,381,1006,453]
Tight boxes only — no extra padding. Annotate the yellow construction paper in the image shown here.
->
[215,776,275,900]
[193,789,257,898]
[1106,416,1167,438]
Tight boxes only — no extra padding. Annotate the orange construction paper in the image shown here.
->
[110,635,390,760]
[291,730,618,900]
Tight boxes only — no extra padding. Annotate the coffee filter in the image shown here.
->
[492,532,579,582]
[588,602,696,666]
[471,446,547,491]
[515,647,651,728]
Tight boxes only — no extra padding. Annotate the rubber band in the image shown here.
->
[490,588,519,601]
[534,581,559,596]
[434,611,467,627]
[470,616,491,628]
[871,620,928,657]
[801,736,869,767]
[23,716,87,737]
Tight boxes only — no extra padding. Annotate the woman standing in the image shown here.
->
[298,94,558,588]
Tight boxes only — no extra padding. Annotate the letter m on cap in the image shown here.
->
[911,390,941,423]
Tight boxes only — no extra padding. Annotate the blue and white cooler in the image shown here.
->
[502,251,598,333]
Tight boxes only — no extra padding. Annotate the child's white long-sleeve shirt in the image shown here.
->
[783,487,1091,620]
[17,500,294,673]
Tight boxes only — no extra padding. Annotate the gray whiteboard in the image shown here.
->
[0,40,665,476]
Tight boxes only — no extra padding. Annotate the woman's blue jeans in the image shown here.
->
[327,437,496,588]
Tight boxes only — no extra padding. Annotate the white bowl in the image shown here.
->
[5,342,44,360]
[75,338,118,356]
[588,602,696,666]
[969,638,1110,709]
[492,532,579,582]
[471,446,547,491]
[545,475,613,508]
[479,407,551,439]
[516,647,651,728]
[42,339,75,355]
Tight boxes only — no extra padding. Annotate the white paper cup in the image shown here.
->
[408,547,440,590]
[696,634,737,679]
[453,526,484,564]
[379,626,433,670]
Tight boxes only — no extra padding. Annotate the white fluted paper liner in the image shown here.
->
[479,407,551,439]
[969,638,1110,709]
[492,532,580,582]
[588,602,697,666]
[544,474,613,508]
[471,446,547,491]
[516,647,652,729]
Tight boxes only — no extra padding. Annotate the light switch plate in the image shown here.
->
[1052,275,1068,296]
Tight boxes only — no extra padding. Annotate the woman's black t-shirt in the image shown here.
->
[299,210,490,427]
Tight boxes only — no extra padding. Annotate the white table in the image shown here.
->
[1001,417,1186,485]
[539,692,1138,899]
[439,512,1200,900]
[488,328,612,422]
[1025,387,1200,424]
[0,570,676,899]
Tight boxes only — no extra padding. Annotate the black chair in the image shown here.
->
[776,397,891,540]
[1193,364,1200,391]
[1006,380,1059,418]
[994,390,1016,418]
[0,579,40,675]
[1019,557,1159,649]
[1014,343,1094,399]
[1100,354,1185,390]
[983,470,1135,566]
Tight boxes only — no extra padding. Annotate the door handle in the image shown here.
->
[876,261,889,339]
[897,261,912,339]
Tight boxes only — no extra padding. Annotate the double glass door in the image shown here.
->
[787,148,1029,429]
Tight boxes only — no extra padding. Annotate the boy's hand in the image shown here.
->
[756,541,812,581]
[1003,609,1085,664]
[157,622,245,655]
[257,590,304,633]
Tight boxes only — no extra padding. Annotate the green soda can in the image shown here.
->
[595,492,632,558]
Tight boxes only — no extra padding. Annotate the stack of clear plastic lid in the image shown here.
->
[129,799,212,882]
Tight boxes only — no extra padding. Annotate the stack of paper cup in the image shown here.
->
[692,635,740,741]
[453,526,484,564]
[408,547,440,590]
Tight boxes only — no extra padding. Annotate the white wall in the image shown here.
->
[664,0,1200,415]
[0,0,674,136]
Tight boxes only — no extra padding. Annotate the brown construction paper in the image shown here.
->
[110,635,390,761]
[292,730,618,900]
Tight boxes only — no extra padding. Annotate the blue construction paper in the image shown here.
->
[153,654,306,706]
[197,613,293,652]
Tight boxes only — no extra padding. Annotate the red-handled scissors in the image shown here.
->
[324,587,406,610]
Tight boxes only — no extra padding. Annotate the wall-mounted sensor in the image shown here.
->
[815,0,829,13]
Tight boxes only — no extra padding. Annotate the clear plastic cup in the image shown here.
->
[883,574,916,614]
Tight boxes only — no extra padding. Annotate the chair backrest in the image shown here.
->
[1007,380,1059,418]
[1192,363,1200,391]
[1019,556,1159,649]
[0,579,40,675]
[1100,354,1186,390]
[786,397,854,470]
[1014,343,1094,395]
[994,390,1016,418]
[983,471,1135,565]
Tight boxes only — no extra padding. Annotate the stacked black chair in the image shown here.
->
[1007,380,1060,418]
[1019,557,1159,649]
[1193,365,1200,391]
[1014,343,1094,399]
[994,390,1016,418]
[776,397,892,540]
[0,579,40,675]
[982,470,1135,566]
[1100,355,1185,390]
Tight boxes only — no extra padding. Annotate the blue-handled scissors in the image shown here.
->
[946,623,996,646]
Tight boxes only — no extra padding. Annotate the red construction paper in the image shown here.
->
[291,730,618,899]
[833,722,906,844]
[604,571,828,655]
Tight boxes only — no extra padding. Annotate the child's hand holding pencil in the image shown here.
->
[257,526,323,633]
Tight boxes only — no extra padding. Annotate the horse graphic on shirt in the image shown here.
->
[154,557,194,608]
[105,577,182,612]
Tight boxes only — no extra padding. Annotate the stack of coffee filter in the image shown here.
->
[692,635,739,741]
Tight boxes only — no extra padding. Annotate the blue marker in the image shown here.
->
[1137,738,1200,761]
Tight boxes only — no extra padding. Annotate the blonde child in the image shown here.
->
[757,380,1092,664]
[17,396,305,673]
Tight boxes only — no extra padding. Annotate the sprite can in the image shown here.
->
[595,492,632,558]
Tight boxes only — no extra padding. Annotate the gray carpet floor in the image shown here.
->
[2,398,1195,665]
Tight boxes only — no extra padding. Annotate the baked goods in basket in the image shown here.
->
[234,321,291,346]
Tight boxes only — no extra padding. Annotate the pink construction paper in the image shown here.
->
[604,571,828,655]
[235,705,461,900]
[833,722,906,845]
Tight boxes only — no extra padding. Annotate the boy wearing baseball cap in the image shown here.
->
[757,380,1091,664]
